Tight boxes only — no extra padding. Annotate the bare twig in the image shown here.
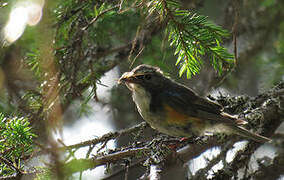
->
[130,46,145,68]
[128,26,141,67]
[97,140,108,153]
[102,159,146,180]
[46,122,148,151]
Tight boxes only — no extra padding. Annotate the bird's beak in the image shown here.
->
[118,72,135,84]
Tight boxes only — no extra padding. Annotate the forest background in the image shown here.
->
[0,0,283,179]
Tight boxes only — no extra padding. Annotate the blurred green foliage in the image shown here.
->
[0,0,283,178]
[259,21,284,89]
[0,113,36,176]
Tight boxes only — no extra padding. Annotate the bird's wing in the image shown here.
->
[160,84,239,125]
[165,83,221,113]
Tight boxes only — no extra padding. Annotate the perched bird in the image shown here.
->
[118,64,271,143]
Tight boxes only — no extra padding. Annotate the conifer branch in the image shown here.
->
[150,0,235,78]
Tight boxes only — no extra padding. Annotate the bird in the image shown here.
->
[118,64,271,143]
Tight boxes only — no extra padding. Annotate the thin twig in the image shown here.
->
[82,5,120,31]
[63,147,150,175]
[57,138,77,159]
[51,122,148,151]
[102,159,146,180]
[97,140,109,153]
[128,26,141,67]
[130,46,145,68]
[86,145,95,158]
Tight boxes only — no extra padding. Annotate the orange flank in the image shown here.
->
[164,105,188,125]
[164,105,205,128]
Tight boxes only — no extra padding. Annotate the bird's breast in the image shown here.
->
[131,84,152,121]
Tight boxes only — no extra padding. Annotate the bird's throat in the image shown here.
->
[131,84,152,121]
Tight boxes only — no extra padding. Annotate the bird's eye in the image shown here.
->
[144,74,151,80]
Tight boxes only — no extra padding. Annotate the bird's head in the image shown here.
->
[118,64,168,93]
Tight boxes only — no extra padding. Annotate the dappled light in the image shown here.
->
[0,0,283,179]
[2,0,44,45]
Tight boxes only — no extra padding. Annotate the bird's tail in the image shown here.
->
[229,125,271,143]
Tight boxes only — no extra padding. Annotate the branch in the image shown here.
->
[46,122,148,151]
[38,82,283,179]
[102,159,146,180]
[139,137,222,180]
[63,147,150,175]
